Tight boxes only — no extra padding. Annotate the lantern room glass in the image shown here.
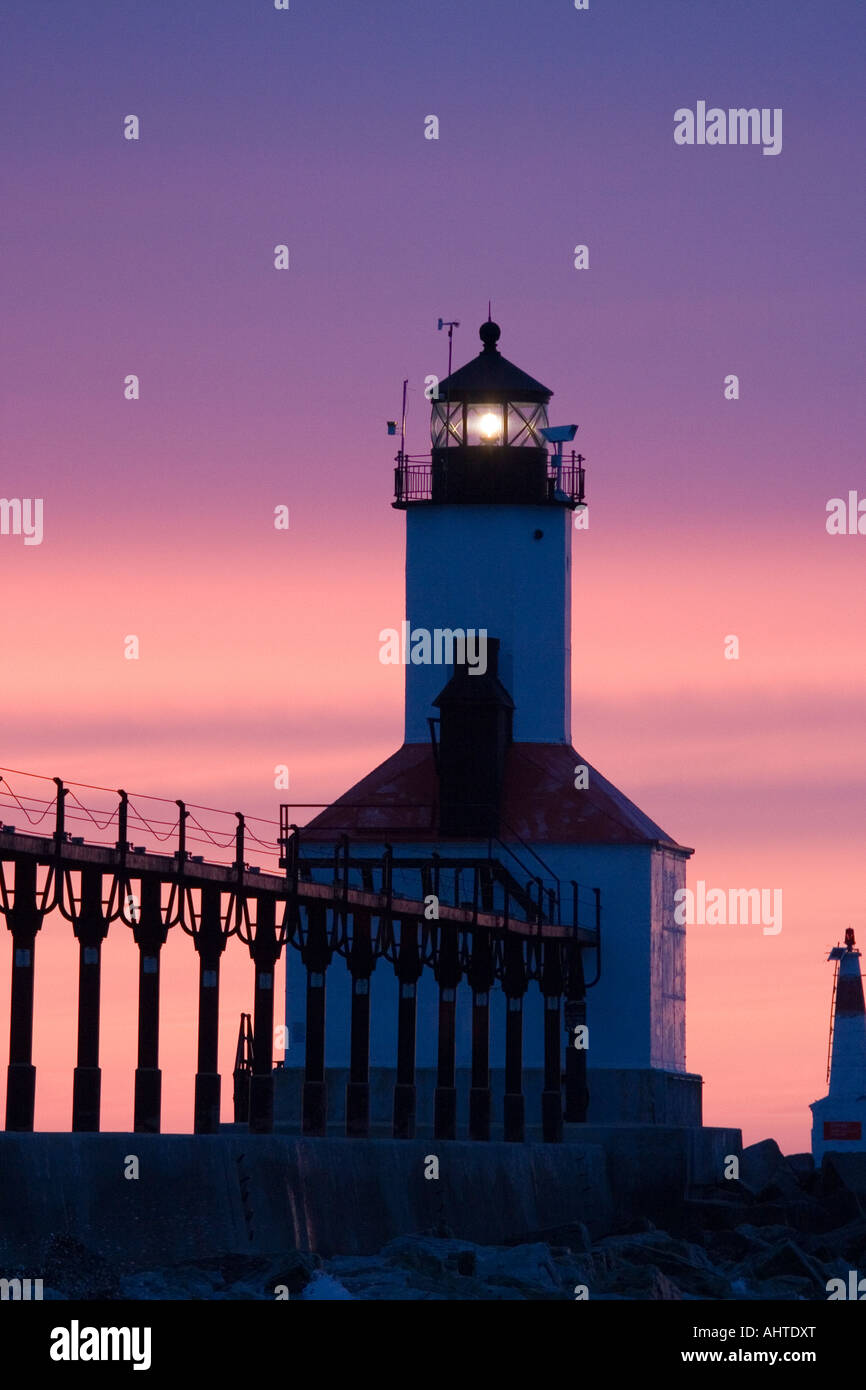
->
[431,399,549,448]
[507,401,549,447]
[431,401,462,448]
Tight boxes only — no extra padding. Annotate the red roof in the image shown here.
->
[305,742,691,853]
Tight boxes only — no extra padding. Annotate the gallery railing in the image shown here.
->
[0,769,599,1143]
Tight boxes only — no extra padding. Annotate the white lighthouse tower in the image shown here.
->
[402,317,572,746]
[811,929,866,1162]
[284,317,698,1131]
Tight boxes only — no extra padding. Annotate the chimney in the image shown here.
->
[432,637,514,837]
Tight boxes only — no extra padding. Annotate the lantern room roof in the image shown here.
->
[304,741,692,853]
[437,321,552,403]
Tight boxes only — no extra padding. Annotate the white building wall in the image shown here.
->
[283,839,688,1076]
[651,849,688,1070]
[404,504,572,744]
[811,1097,866,1163]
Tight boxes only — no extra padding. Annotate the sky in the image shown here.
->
[1,0,864,1151]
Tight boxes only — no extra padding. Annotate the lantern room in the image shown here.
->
[430,320,550,450]
[395,319,585,508]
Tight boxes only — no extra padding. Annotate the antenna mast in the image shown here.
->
[437,317,460,450]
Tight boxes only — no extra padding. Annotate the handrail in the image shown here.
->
[394,452,586,505]
[491,822,561,923]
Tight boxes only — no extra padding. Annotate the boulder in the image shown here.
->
[777,1197,841,1235]
[594,1231,728,1298]
[801,1215,866,1263]
[735,1222,794,1247]
[821,1256,854,1286]
[740,1140,801,1200]
[509,1221,592,1253]
[300,1273,355,1300]
[267,1250,321,1296]
[740,1239,825,1290]
[474,1242,562,1293]
[674,1196,753,1238]
[702,1228,763,1263]
[821,1153,866,1208]
[787,1153,816,1180]
[743,1201,803,1227]
[39,1235,118,1300]
[118,1266,221,1299]
[381,1234,478,1279]
[618,1216,657,1235]
[599,1263,683,1300]
[736,1274,816,1300]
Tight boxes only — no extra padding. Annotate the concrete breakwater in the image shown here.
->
[0,1126,737,1273]
[11,1130,866,1302]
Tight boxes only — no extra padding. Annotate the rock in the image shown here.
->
[801,1215,866,1263]
[740,1140,800,1200]
[567,1222,593,1254]
[740,1203,801,1228]
[787,1153,816,1180]
[509,1221,592,1254]
[551,1252,599,1290]
[327,1255,397,1278]
[599,1263,683,1299]
[117,1268,220,1300]
[378,1235,556,1298]
[821,1256,854,1286]
[740,1138,785,1188]
[474,1243,562,1294]
[735,1274,816,1300]
[382,1235,478,1279]
[267,1250,321,1297]
[594,1231,729,1298]
[330,1251,531,1301]
[779,1197,839,1235]
[702,1228,761,1263]
[217,1281,269,1300]
[741,1239,825,1290]
[674,1196,753,1238]
[342,1272,422,1300]
[647,1269,682,1300]
[597,1231,711,1269]
[820,1153,866,1214]
[40,1235,118,1300]
[761,1175,809,1203]
[735,1222,793,1247]
[618,1217,657,1235]
[420,1221,456,1240]
[300,1273,355,1300]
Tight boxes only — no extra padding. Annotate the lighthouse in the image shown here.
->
[282,318,699,1132]
[400,317,573,746]
[811,929,866,1161]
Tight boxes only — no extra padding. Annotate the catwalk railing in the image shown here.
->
[0,770,600,1142]
[393,451,586,506]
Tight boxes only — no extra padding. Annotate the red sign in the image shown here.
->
[824,1121,862,1140]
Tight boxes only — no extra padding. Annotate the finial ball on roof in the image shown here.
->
[479,320,501,351]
